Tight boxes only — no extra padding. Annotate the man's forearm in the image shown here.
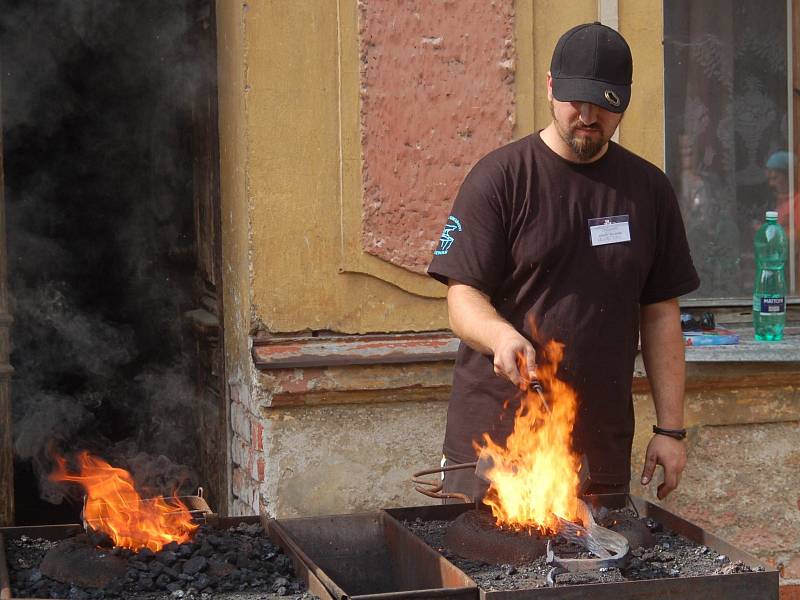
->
[447,280,536,387]
[639,298,685,428]
[639,297,688,498]
[447,282,516,355]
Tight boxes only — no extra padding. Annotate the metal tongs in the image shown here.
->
[528,376,551,414]
[545,499,630,586]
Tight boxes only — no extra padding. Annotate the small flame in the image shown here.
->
[50,451,198,552]
[476,339,581,533]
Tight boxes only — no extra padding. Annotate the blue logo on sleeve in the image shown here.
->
[434,215,462,255]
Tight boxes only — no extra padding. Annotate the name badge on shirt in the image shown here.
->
[589,215,631,246]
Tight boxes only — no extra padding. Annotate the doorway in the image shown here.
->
[0,0,226,524]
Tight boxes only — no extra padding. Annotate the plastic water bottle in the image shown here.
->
[752,211,787,341]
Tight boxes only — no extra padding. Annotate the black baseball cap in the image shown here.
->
[550,22,633,113]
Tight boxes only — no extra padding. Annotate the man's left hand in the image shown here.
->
[640,434,687,499]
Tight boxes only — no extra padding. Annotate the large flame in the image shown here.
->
[477,339,581,533]
[50,451,198,552]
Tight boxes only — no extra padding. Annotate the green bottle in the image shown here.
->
[752,211,787,341]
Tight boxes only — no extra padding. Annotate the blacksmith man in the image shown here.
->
[428,23,699,501]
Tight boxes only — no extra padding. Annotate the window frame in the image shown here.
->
[662,0,800,307]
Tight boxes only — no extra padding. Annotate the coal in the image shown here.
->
[404,508,764,590]
[156,550,178,566]
[5,523,315,600]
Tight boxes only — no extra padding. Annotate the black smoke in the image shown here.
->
[1,0,212,523]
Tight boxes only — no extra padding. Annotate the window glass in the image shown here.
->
[664,1,795,300]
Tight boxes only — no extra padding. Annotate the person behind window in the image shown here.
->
[766,151,797,232]
[766,151,798,287]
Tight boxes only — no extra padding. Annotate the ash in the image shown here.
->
[405,510,763,590]
[6,522,315,600]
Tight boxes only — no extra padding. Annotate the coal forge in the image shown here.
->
[259,500,778,599]
[4,520,310,600]
[391,498,773,595]
[408,510,760,589]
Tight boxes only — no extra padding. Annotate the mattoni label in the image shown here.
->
[759,296,785,315]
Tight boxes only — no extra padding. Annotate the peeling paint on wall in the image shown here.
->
[359,0,516,273]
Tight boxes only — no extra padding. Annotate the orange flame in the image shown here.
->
[477,339,581,533]
[50,451,198,552]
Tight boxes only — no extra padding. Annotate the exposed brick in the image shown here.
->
[230,401,251,443]
[231,465,258,508]
[251,421,264,451]
[781,584,800,600]
[783,554,800,580]
[251,455,265,482]
[237,381,256,413]
[231,498,255,518]
[231,465,245,496]
[230,435,251,469]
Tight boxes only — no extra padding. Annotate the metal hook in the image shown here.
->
[411,462,477,504]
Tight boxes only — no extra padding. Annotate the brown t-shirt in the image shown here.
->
[428,132,700,485]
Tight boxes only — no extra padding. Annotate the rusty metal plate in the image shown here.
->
[269,511,477,600]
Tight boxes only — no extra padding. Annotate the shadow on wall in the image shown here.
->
[0,0,211,523]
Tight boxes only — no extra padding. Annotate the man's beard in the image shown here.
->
[549,101,609,161]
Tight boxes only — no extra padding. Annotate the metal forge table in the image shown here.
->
[268,495,779,600]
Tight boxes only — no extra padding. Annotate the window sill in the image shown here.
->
[633,326,800,394]
[684,326,800,362]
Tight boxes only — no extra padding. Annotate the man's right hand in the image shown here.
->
[490,329,537,389]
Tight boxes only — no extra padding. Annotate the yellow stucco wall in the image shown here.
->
[216,1,252,383]
[531,0,597,131]
[245,2,445,334]
[218,1,666,335]
[619,0,665,169]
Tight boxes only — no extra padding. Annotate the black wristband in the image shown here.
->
[652,425,687,440]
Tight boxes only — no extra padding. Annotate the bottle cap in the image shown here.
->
[766,210,778,219]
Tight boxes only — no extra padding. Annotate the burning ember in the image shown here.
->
[477,340,581,534]
[50,451,198,552]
